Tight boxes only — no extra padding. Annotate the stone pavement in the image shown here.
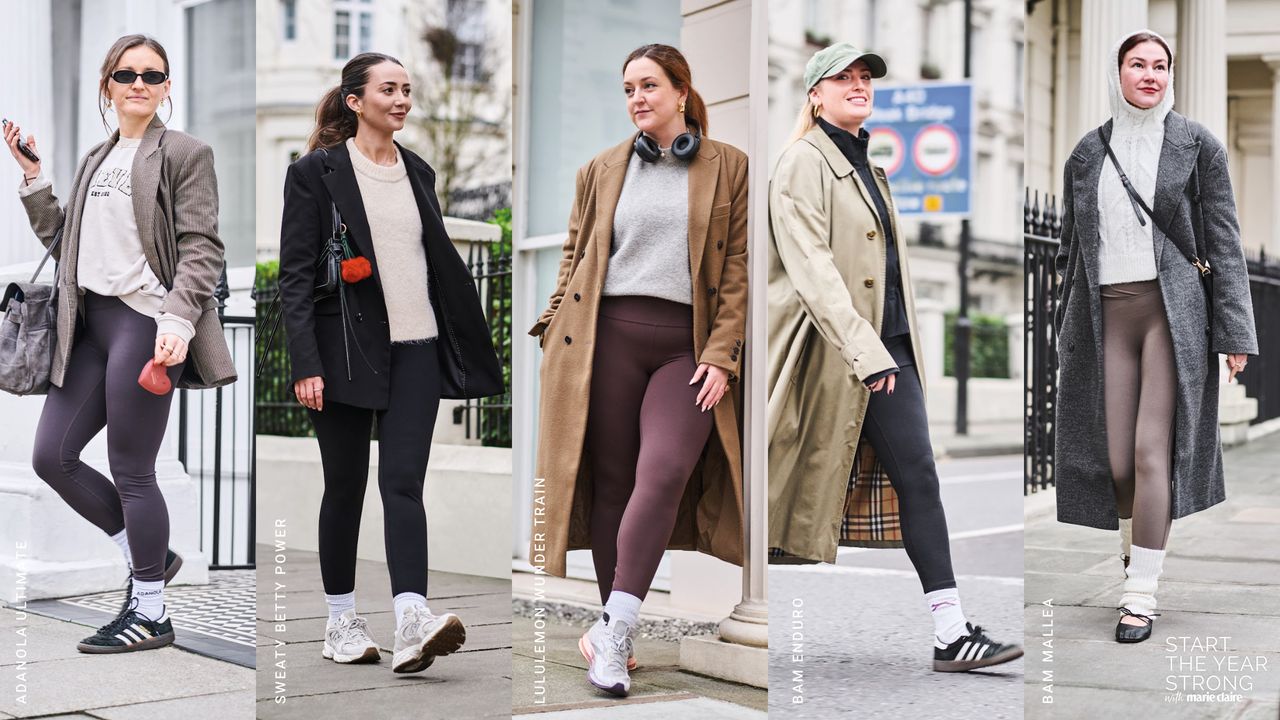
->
[0,604,253,718]
[1023,435,1280,719]
[255,545,511,719]
[768,454,1027,720]
[510,611,767,718]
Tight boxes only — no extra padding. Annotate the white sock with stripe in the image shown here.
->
[131,579,166,623]
[110,529,132,572]
[325,591,356,622]
[393,592,430,627]
[926,588,968,646]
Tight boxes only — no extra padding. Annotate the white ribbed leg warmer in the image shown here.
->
[1119,545,1164,616]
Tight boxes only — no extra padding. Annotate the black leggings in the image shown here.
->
[308,341,440,597]
[586,296,714,603]
[32,293,185,582]
[861,350,957,593]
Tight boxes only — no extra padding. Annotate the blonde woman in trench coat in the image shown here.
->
[529,44,746,697]
[766,43,1020,673]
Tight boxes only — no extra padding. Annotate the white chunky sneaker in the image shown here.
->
[322,609,380,664]
[579,616,637,670]
[586,617,633,697]
[392,606,466,673]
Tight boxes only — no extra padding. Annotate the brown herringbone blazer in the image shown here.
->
[18,116,236,389]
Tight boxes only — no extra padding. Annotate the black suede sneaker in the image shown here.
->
[118,548,184,616]
[933,622,1023,672]
[77,599,174,654]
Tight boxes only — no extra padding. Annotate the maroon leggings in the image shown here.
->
[587,296,714,603]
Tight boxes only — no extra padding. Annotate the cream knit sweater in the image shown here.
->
[1096,29,1175,286]
[347,138,438,343]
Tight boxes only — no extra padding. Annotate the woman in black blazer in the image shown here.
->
[278,52,501,675]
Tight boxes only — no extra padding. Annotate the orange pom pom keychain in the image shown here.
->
[342,256,372,283]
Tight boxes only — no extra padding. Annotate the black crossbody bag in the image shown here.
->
[1097,127,1212,335]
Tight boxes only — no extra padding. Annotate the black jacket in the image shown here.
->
[278,140,503,409]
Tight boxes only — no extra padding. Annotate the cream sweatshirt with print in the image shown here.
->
[1096,29,1175,287]
[19,137,195,342]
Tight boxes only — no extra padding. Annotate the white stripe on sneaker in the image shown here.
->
[969,643,988,661]
[956,641,972,659]
[116,632,134,644]
[132,624,152,638]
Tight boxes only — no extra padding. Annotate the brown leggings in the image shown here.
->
[1101,280,1175,550]
[586,296,714,603]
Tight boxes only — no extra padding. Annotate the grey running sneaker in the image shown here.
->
[586,616,633,696]
[392,606,466,673]
[579,616,637,670]
[322,609,380,664]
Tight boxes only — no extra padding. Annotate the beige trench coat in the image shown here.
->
[529,135,749,578]
[767,125,925,563]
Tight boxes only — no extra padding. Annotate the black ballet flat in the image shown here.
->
[1115,607,1158,643]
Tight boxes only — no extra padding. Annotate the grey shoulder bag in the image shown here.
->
[0,227,63,395]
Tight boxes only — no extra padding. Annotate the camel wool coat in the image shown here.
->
[528,135,748,578]
[767,125,924,564]
[1054,112,1258,528]
[19,116,236,390]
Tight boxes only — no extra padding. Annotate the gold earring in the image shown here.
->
[812,104,821,118]
[679,100,686,113]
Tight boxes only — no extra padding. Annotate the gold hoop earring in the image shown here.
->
[812,103,821,118]
[678,100,686,113]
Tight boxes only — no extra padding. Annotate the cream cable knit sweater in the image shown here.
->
[1096,29,1175,287]
[346,138,438,343]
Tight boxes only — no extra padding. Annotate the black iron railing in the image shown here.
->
[1244,248,1280,425]
[1024,188,1061,494]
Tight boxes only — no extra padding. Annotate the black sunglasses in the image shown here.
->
[110,70,168,85]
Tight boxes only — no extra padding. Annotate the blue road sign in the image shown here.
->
[864,81,973,216]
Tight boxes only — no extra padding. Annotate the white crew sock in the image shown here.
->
[925,588,968,646]
[1120,545,1165,616]
[325,591,356,622]
[1119,517,1133,560]
[393,592,429,626]
[132,579,166,622]
[603,590,642,630]
[110,529,132,572]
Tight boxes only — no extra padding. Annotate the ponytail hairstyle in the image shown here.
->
[788,96,821,145]
[622,44,709,136]
[307,52,404,152]
[98,34,171,136]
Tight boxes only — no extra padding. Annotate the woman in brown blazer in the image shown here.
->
[4,35,234,655]
[528,44,747,697]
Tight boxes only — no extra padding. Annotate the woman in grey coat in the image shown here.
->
[1054,29,1258,643]
[4,35,234,655]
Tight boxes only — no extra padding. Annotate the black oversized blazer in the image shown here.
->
[278,140,502,409]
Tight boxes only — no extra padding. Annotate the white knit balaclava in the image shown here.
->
[1107,29,1175,129]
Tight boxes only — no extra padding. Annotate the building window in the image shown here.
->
[334,1,374,61]
[447,0,485,82]
[281,0,296,41]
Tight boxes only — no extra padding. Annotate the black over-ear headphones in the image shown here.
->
[634,125,701,163]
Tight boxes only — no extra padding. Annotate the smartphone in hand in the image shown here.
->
[1,119,41,163]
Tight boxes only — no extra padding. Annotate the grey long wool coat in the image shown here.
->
[1054,111,1258,529]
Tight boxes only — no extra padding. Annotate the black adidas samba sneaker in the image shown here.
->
[77,600,175,654]
[933,622,1023,672]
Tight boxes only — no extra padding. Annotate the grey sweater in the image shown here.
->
[602,151,692,304]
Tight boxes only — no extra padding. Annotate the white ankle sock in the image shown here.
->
[325,591,355,622]
[393,592,429,626]
[132,579,166,622]
[1119,517,1133,559]
[925,588,968,646]
[110,529,132,572]
[1120,545,1165,616]
[603,590,642,629]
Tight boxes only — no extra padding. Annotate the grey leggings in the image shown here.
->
[1101,280,1174,550]
[31,292,184,582]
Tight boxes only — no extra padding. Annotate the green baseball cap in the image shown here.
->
[804,42,887,89]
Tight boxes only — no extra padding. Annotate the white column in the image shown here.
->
[1265,55,1280,259]
[676,0,766,689]
[1175,0,1228,141]
[1078,0,1149,132]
